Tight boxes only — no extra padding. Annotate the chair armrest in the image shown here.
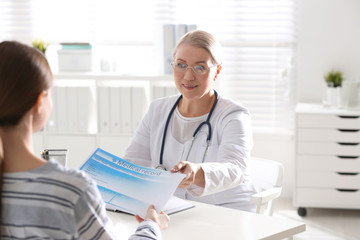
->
[250,187,282,205]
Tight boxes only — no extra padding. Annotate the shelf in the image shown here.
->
[54,72,173,81]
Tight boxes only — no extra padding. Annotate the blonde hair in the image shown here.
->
[172,30,223,66]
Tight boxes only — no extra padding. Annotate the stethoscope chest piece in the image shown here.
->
[155,164,167,171]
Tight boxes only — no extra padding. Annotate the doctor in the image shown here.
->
[124,30,257,212]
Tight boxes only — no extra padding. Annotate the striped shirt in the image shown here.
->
[1,158,161,240]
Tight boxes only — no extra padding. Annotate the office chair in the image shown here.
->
[250,157,284,216]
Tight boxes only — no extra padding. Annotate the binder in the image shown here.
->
[98,87,110,133]
[187,24,197,32]
[110,87,121,133]
[67,87,78,132]
[175,24,188,43]
[55,86,68,132]
[132,87,148,132]
[47,88,57,132]
[165,86,178,97]
[163,24,175,74]
[78,86,95,133]
[152,85,165,100]
[120,87,132,134]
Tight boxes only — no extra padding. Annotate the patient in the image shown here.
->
[0,41,169,239]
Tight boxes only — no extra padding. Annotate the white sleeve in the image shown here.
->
[187,110,253,196]
[123,105,153,168]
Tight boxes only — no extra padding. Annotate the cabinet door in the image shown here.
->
[45,135,96,169]
[297,128,360,142]
[297,172,360,189]
[296,188,360,207]
[297,142,360,155]
[297,155,360,172]
[297,114,360,129]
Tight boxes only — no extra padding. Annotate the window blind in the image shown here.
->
[0,0,296,134]
[155,0,297,134]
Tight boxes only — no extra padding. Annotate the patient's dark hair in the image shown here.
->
[0,41,53,226]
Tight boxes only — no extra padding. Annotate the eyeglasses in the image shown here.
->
[171,62,217,75]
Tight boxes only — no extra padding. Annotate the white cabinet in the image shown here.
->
[294,103,360,216]
[33,73,177,168]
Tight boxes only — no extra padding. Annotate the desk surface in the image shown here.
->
[108,201,306,240]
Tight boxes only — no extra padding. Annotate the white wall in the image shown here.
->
[297,0,360,102]
[253,0,360,199]
[252,133,294,198]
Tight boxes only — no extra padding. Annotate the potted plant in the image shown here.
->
[323,70,344,107]
[31,39,49,55]
[324,70,343,88]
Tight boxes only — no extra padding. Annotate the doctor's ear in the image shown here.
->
[214,65,222,81]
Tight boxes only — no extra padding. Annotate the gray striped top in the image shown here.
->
[1,158,161,240]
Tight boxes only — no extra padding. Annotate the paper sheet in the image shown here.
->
[80,148,186,217]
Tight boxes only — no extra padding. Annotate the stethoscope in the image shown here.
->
[156,90,218,171]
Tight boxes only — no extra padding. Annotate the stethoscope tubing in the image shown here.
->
[158,90,218,168]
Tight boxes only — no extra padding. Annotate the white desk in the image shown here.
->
[108,201,306,240]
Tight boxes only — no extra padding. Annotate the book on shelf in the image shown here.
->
[162,24,197,74]
[60,42,92,50]
[80,148,194,217]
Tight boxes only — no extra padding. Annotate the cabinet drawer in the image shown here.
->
[297,128,360,142]
[297,142,360,155]
[297,155,360,172]
[297,172,360,189]
[297,114,360,129]
[296,188,360,208]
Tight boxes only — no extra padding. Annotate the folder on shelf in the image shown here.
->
[163,24,175,74]
[98,87,110,133]
[152,85,165,100]
[175,24,188,43]
[110,87,121,133]
[165,86,178,97]
[55,86,68,132]
[78,86,95,133]
[67,87,78,132]
[120,87,132,134]
[47,88,57,132]
[132,87,148,132]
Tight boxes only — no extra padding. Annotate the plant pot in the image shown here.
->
[323,86,341,108]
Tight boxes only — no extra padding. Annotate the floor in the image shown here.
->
[273,198,360,240]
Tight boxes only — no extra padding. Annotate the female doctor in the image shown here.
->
[124,30,257,212]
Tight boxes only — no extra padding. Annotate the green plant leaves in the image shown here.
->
[31,39,49,55]
[324,70,343,88]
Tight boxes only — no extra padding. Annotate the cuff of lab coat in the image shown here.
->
[187,184,205,196]
[186,163,212,196]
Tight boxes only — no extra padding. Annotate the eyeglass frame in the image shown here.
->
[170,61,218,75]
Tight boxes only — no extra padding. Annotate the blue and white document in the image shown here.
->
[80,148,193,217]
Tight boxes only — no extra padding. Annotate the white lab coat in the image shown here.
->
[124,94,257,212]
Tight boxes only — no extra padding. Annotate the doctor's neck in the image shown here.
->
[177,90,216,118]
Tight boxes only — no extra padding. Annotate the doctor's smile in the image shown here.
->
[183,84,198,89]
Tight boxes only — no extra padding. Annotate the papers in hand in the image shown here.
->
[80,148,193,217]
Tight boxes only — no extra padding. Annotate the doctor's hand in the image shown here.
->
[171,161,205,188]
[135,205,170,230]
